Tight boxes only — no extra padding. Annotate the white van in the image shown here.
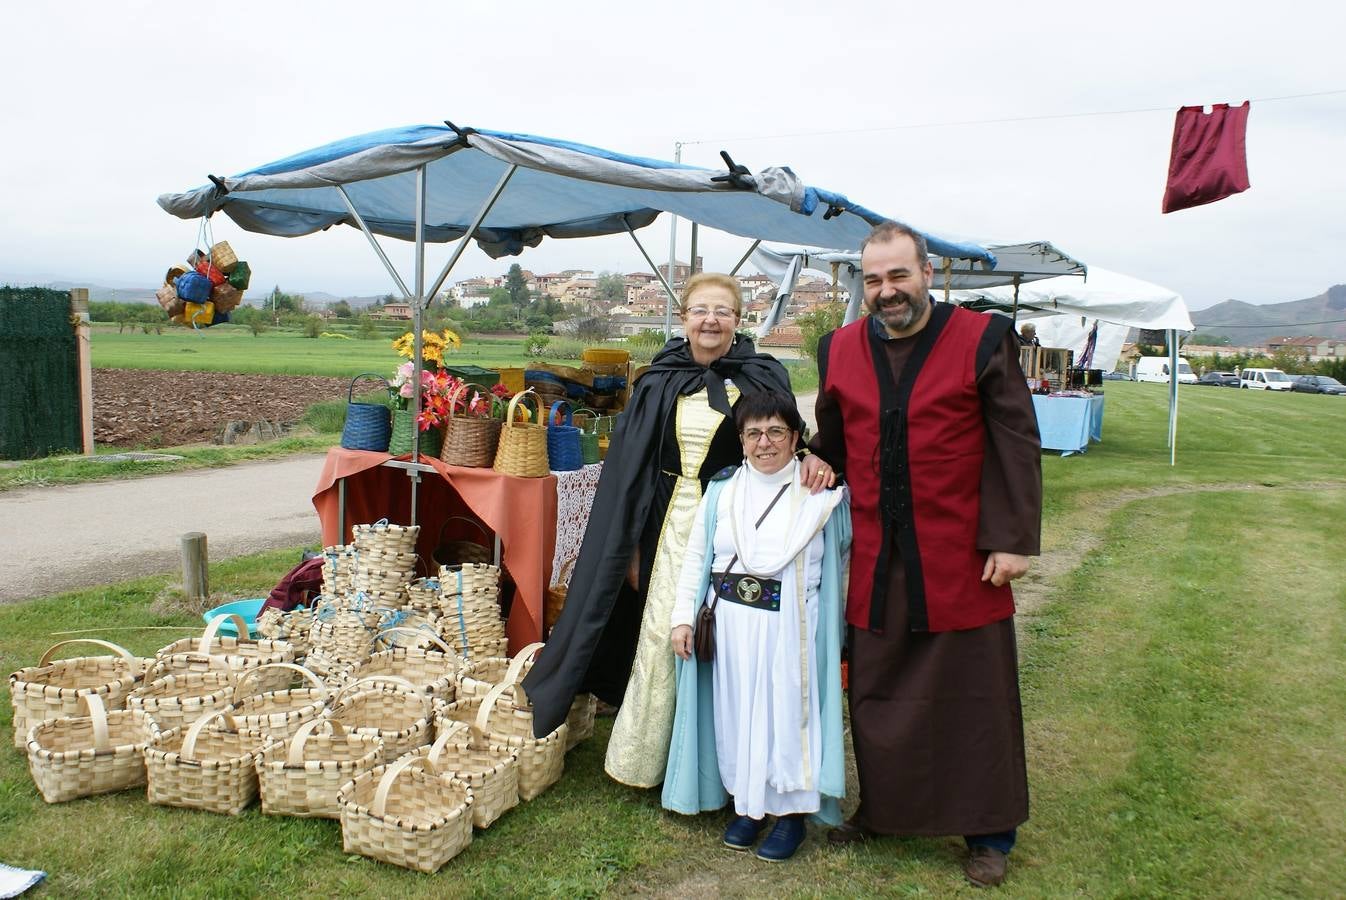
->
[1239,367,1294,391]
[1134,356,1197,384]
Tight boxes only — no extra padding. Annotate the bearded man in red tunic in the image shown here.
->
[808,221,1042,888]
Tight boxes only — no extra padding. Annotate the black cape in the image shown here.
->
[524,335,792,737]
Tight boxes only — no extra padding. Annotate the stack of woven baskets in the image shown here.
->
[437,563,508,660]
[350,521,421,608]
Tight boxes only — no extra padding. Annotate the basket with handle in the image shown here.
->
[151,614,296,692]
[338,755,474,873]
[352,519,420,556]
[126,670,237,734]
[440,382,503,468]
[208,240,238,274]
[471,682,566,801]
[256,717,383,819]
[571,406,601,465]
[545,557,577,637]
[563,693,597,750]
[144,708,267,815]
[328,675,438,763]
[433,515,493,568]
[224,663,330,742]
[256,604,314,657]
[388,407,444,458]
[457,642,544,700]
[26,694,160,803]
[333,628,461,701]
[493,389,550,478]
[545,400,584,472]
[340,374,392,452]
[403,720,519,829]
[438,564,506,661]
[9,638,151,749]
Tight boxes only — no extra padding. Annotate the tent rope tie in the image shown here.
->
[442,120,477,149]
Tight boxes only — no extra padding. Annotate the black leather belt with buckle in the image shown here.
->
[712,571,782,611]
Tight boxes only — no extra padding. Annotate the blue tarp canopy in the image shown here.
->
[158,124,993,264]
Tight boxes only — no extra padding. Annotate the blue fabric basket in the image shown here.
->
[340,373,392,452]
[175,271,212,302]
[546,400,583,471]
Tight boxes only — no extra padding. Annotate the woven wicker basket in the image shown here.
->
[209,240,238,274]
[145,709,266,815]
[26,694,159,803]
[335,630,460,701]
[321,544,357,596]
[256,605,314,657]
[338,756,474,873]
[581,347,631,366]
[440,383,502,468]
[151,615,296,692]
[223,663,330,742]
[457,642,543,700]
[328,676,437,764]
[352,520,420,556]
[564,693,597,750]
[127,671,236,734]
[493,389,551,478]
[437,563,506,658]
[256,717,382,819]
[471,682,566,801]
[403,722,519,829]
[9,639,150,749]
[433,516,493,568]
[404,577,442,612]
[307,600,384,675]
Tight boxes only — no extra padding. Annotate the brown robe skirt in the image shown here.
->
[848,574,1029,836]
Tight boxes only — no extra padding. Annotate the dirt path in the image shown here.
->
[0,454,328,603]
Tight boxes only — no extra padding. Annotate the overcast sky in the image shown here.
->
[3,1,1342,312]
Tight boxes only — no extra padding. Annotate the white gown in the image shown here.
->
[672,459,843,819]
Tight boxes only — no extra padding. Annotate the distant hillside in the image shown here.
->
[14,281,387,309]
[1192,285,1346,345]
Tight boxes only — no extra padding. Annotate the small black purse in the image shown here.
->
[694,482,789,663]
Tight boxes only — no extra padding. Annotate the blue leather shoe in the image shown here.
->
[722,815,770,850]
[755,815,807,861]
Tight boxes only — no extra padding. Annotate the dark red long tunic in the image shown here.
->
[813,310,1041,836]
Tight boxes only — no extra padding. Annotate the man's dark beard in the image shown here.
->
[869,290,928,331]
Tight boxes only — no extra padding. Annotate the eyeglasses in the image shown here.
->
[741,426,792,443]
[684,306,738,320]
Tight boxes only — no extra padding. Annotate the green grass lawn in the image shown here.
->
[1,383,1344,895]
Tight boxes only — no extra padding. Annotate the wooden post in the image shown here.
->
[181,532,209,602]
[69,288,94,455]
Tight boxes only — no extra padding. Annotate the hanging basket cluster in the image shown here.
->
[155,240,251,329]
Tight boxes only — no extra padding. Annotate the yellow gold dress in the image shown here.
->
[604,385,739,787]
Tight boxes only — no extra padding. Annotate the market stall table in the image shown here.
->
[312,449,560,650]
[1031,394,1104,456]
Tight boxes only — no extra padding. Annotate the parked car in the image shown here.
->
[1197,371,1240,387]
[1135,356,1198,384]
[1290,374,1346,395]
[1240,367,1295,391]
[1101,371,1132,381]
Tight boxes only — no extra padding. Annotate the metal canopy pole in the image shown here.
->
[626,220,680,314]
[664,142,682,339]
[409,165,427,523]
[728,239,761,277]
[1168,328,1179,466]
[336,185,413,300]
[689,222,699,279]
[424,164,519,304]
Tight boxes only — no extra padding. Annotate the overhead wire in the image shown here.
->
[680,88,1346,147]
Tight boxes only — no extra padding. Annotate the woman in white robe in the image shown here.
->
[668,391,849,862]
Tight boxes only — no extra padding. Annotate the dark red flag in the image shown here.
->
[1162,101,1251,213]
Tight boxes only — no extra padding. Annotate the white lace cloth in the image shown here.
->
[550,463,602,587]
[0,863,45,899]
